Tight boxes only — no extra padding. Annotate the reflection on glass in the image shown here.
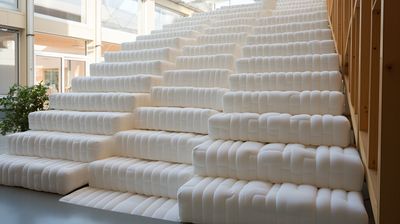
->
[0,29,18,95]
[0,0,18,10]
[155,6,183,30]
[35,56,62,93]
[64,60,85,92]
[34,0,85,23]
[102,0,138,34]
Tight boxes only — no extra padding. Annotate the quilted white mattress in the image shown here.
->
[236,54,339,73]
[60,187,180,222]
[223,90,345,115]
[277,3,326,11]
[256,11,328,26]
[136,30,200,41]
[176,54,235,70]
[29,110,135,135]
[193,141,364,191]
[202,10,267,21]
[104,48,180,63]
[89,157,193,199]
[211,18,256,27]
[7,131,115,162]
[242,40,335,57]
[205,25,254,35]
[164,20,211,29]
[115,130,211,164]
[153,25,207,33]
[198,33,248,45]
[0,154,88,195]
[208,113,351,147]
[151,87,228,111]
[182,43,240,57]
[134,107,218,134]
[178,177,367,224]
[247,29,332,45]
[121,37,196,51]
[163,69,231,88]
[273,6,327,16]
[71,75,162,93]
[254,20,329,35]
[90,61,175,76]
[49,93,150,112]
[229,71,342,91]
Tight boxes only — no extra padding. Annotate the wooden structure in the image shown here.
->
[327,0,400,223]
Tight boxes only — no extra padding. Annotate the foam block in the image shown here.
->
[211,18,256,27]
[256,11,328,26]
[121,37,196,51]
[164,20,211,29]
[29,110,135,135]
[254,20,329,35]
[90,61,175,76]
[0,154,88,195]
[178,177,367,224]
[193,141,364,191]
[205,25,253,35]
[104,48,180,63]
[247,29,332,45]
[7,131,115,162]
[153,25,207,33]
[89,157,193,199]
[176,54,235,70]
[208,113,351,147]
[136,30,200,41]
[198,33,248,45]
[115,130,211,164]
[163,69,231,88]
[182,43,240,57]
[273,6,327,16]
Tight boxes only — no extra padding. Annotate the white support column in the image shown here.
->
[26,0,34,86]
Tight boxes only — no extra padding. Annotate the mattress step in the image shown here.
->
[256,11,328,26]
[178,176,367,224]
[254,20,329,35]
[104,48,181,63]
[89,60,175,76]
[247,29,332,45]
[204,25,254,35]
[163,69,231,88]
[223,90,345,115]
[0,154,88,195]
[151,87,228,111]
[208,113,351,147]
[242,40,336,57]
[152,25,207,33]
[229,71,342,91]
[60,187,180,222]
[136,30,200,41]
[176,54,236,70]
[49,93,150,112]
[276,2,326,11]
[7,131,115,162]
[273,6,327,16]
[71,75,162,93]
[211,18,256,27]
[88,157,193,199]
[29,110,134,135]
[236,54,339,73]
[193,141,363,191]
[182,43,240,57]
[203,10,268,21]
[134,107,219,135]
[163,20,211,30]
[115,130,211,164]
[198,33,248,45]
[121,37,196,51]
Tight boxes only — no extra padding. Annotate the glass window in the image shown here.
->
[64,59,85,92]
[155,6,183,30]
[35,56,62,93]
[0,0,18,10]
[215,0,257,9]
[102,0,138,34]
[34,0,86,23]
[0,29,18,95]
[35,33,86,56]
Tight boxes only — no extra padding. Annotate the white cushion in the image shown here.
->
[273,6,327,16]
[276,3,326,10]
[0,154,88,195]
[153,25,207,33]
[7,131,115,162]
[208,113,351,147]
[136,30,200,41]
[60,187,179,222]
[104,48,180,63]
[247,29,332,45]
[163,69,231,88]
[50,93,150,112]
[254,20,329,35]
[121,37,196,51]
[229,71,342,91]
[198,33,248,45]
[164,20,211,29]
[236,54,339,73]
[29,110,134,135]
[205,25,254,35]
[223,90,345,115]
[178,177,367,224]
[176,54,235,70]
[182,43,240,57]
[135,107,219,134]
[243,40,336,57]
[211,18,256,27]
[115,130,211,164]
[152,87,228,111]
[71,75,162,93]
[256,11,328,26]
[89,157,193,198]
[90,61,175,76]
[193,141,364,191]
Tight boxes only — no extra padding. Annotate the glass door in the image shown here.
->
[64,59,85,92]
[35,55,62,93]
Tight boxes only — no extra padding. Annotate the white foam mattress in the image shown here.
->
[176,54,235,70]
[7,131,115,162]
[134,107,219,134]
[151,87,228,111]
[223,90,345,115]
[163,69,231,88]
[89,157,193,199]
[90,61,175,76]
[276,2,326,10]
[256,11,328,26]
[229,71,342,91]
[0,154,88,195]
[193,141,364,191]
[208,113,351,147]
[104,48,180,63]
[115,130,210,164]
[153,25,207,33]
[178,177,367,224]
[205,25,254,35]
[273,6,327,16]
[247,29,332,45]
[211,18,256,27]
[163,20,210,30]
[121,37,196,51]
[198,33,248,45]
[136,30,200,41]
[71,75,162,93]
[49,93,150,112]
[182,43,240,57]
[254,20,329,35]
[236,54,339,73]
[29,110,135,135]
[60,187,180,222]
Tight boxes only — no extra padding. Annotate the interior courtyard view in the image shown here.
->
[0,0,398,223]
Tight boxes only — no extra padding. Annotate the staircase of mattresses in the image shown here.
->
[0,0,368,223]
